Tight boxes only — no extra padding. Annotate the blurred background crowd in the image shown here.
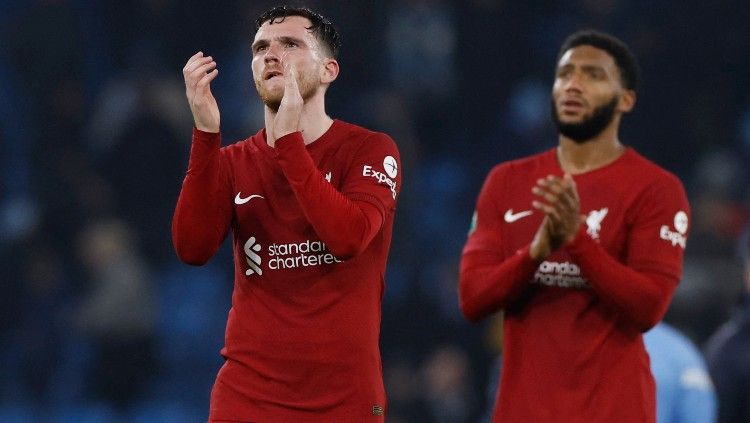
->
[1,0,750,422]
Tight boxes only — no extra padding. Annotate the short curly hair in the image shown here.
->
[256,6,341,59]
[557,29,640,92]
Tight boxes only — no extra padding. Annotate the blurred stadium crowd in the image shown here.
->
[1,0,749,422]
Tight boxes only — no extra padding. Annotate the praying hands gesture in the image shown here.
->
[529,174,583,261]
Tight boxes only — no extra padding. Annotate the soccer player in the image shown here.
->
[172,6,401,422]
[459,30,690,422]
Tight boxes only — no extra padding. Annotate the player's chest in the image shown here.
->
[229,151,344,234]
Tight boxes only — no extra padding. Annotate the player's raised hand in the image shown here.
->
[272,62,303,140]
[532,173,582,246]
[183,51,220,133]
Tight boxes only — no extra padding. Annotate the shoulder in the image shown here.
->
[335,120,398,153]
[621,149,689,217]
[624,149,685,191]
[486,149,555,182]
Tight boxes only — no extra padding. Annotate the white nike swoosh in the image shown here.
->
[504,209,533,223]
[235,193,265,205]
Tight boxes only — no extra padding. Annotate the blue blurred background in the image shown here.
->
[1,0,749,422]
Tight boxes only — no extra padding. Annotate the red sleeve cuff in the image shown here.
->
[274,131,305,152]
[274,131,314,184]
[516,245,540,270]
[188,128,222,174]
[193,127,221,143]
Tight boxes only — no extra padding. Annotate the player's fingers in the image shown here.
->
[183,53,208,75]
[555,187,577,210]
[552,176,578,210]
[532,186,559,205]
[184,56,214,79]
[196,68,218,90]
[183,51,204,70]
[284,63,300,96]
[532,200,559,220]
[543,179,565,196]
[537,175,558,187]
[188,61,217,87]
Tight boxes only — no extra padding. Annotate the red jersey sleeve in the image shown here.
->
[171,128,233,265]
[274,131,400,259]
[459,166,539,322]
[567,174,690,331]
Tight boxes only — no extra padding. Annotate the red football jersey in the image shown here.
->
[173,120,401,422]
[460,148,690,423]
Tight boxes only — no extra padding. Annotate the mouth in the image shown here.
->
[560,99,585,113]
[264,70,283,80]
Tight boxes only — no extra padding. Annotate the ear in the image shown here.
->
[618,89,636,113]
[320,58,339,84]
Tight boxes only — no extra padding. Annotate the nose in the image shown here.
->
[563,72,583,93]
[264,44,281,64]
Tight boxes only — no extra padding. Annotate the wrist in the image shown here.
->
[195,123,219,133]
[529,242,549,262]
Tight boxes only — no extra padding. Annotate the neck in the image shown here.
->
[264,93,333,146]
[557,118,625,174]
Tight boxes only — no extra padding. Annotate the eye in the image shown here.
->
[285,41,298,48]
[586,69,605,80]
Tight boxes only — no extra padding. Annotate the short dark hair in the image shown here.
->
[557,30,640,92]
[256,6,341,59]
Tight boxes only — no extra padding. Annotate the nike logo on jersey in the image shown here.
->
[235,193,265,205]
[504,209,533,223]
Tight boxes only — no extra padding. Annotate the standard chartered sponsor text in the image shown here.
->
[267,239,342,270]
[533,260,590,289]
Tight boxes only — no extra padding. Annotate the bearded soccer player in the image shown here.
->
[172,6,400,422]
[459,30,690,422]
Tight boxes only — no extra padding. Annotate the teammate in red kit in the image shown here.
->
[459,30,690,422]
[172,6,400,422]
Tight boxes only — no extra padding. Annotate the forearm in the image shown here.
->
[172,128,231,265]
[274,132,383,259]
[566,228,678,331]
[459,245,539,322]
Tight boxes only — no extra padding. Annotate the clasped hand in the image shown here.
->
[530,174,583,261]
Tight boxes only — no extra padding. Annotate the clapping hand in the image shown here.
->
[183,52,220,133]
[271,62,303,142]
[529,174,583,260]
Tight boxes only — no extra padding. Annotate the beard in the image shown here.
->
[551,95,618,143]
[254,69,319,112]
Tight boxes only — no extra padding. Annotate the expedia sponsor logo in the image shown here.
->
[533,260,589,289]
[243,237,342,276]
[659,210,688,249]
[383,156,398,178]
[363,165,397,199]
